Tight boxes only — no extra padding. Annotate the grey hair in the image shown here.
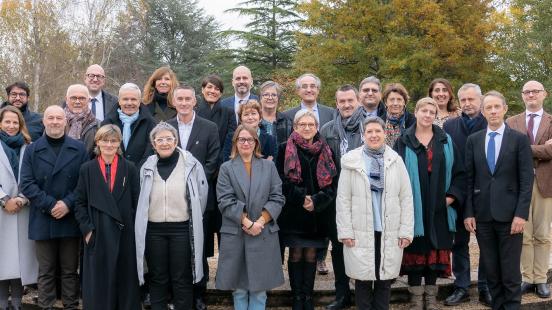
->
[363,116,385,130]
[149,121,179,145]
[457,83,482,98]
[66,84,89,98]
[293,109,319,127]
[482,90,507,107]
[295,73,321,90]
[359,76,382,92]
[119,82,141,98]
[259,81,283,97]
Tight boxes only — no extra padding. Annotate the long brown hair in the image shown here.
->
[230,125,262,160]
[428,78,458,112]
[0,105,31,143]
[143,66,179,107]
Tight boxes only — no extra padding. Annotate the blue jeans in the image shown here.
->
[233,289,267,310]
[452,224,488,292]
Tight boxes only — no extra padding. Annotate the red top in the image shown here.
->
[98,155,119,192]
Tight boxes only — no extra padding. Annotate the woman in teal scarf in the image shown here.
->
[393,97,465,310]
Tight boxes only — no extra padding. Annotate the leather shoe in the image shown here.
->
[521,281,536,295]
[536,283,551,298]
[444,288,469,306]
[194,296,208,310]
[479,290,492,307]
[325,296,352,309]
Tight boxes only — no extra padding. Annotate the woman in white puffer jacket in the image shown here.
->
[336,116,414,310]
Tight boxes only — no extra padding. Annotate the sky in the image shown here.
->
[197,0,248,32]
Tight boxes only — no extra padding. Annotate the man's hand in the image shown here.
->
[341,238,355,248]
[398,238,411,249]
[51,201,70,219]
[303,196,314,212]
[511,216,526,235]
[446,196,455,206]
[464,217,476,233]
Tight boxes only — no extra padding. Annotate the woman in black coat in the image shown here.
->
[74,124,141,310]
[143,66,179,122]
[276,109,337,310]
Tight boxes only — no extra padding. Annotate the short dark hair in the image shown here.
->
[201,75,224,93]
[335,84,359,99]
[6,81,30,97]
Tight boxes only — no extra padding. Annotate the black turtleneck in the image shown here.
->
[154,91,168,111]
[157,150,179,181]
[46,134,65,156]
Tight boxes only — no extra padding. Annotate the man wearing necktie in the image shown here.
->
[464,91,533,310]
[506,81,552,298]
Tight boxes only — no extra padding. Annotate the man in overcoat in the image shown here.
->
[20,105,89,309]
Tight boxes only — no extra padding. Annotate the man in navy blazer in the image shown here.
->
[464,91,533,310]
[220,65,259,123]
[20,105,89,309]
[283,73,335,129]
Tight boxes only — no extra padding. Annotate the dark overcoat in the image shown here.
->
[20,136,89,240]
[74,156,141,310]
[196,98,237,165]
[393,124,465,252]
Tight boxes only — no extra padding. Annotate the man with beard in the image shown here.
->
[319,85,366,309]
[220,65,258,123]
[358,76,386,118]
[1,81,44,141]
[20,105,89,310]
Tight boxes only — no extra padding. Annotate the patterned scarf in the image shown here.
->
[284,131,337,188]
[362,144,385,191]
[117,108,140,149]
[65,107,96,139]
[335,107,366,156]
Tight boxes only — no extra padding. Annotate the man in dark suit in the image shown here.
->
[220,65,258,123]
[83,64,118,121]
[283,73,335,129]
[443,83,491,307]
[464,91,533,310]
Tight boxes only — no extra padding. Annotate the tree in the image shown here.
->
[224,0,302,82]
[294,0,501,107]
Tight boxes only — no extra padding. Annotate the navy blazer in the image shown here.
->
[220,93,260,112]
[20,135,89,240]
[464,125,534,222]
[283,103,336,129]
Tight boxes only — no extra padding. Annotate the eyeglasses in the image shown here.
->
[99,139,120,145]
[9,92,27,98]
[86,73,106,80]
[237,137,255,145]
[362,88,379,94]
[261,93,278,98]
[154,137,176,144]
[297,123,316,129]
[522,89,545,96]
[300,84,318,90]
[68,96,88,102]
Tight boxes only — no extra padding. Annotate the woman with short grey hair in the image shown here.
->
[259,81,293,144]
[135,122,208,309]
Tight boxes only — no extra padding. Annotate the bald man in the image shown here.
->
[20,105,89,309]
[506,80,552,298]
[83,64,118,121]
[220,65,259,123]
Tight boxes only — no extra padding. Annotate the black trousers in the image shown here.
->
[476,221,522,310]
[146,222,193,310]
[329,235,350,300]
[35,237,80,309]
[355,231,392,310]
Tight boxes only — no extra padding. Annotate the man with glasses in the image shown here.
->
[83,64,118,121]
[1,81,44,141]
[506,80,552,298]
[64,84,100,156]
[284,73,335,128]
[358,76,386,118]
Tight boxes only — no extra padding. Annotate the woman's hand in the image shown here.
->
[3,198,21,214]
[398,238,411,249]
[341,238,355,248]
[303,195,314,212]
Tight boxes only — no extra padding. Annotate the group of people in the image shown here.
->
[0,62,550,310]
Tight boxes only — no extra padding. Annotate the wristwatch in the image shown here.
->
[0,195,9,209]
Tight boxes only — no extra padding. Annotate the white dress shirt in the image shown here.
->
[300,102,320,128]
[485,123,506,164]
[234,93,251,123]
[525,108,543,141]
[177,112,195,149]
[89,93,105,121]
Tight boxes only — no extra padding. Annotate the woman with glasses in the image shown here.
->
[74,124,141,310]
[277,110,337,310]
[216,124,285,310]
[135,122,208,310]
[259,81,293,144]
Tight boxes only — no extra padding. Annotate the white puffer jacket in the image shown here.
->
[336,145,413,281]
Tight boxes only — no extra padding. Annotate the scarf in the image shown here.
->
[461,113,476,132]
[362,144,385,191]
[153,91,169,110]
[336,107,366,156]
[98,155,119,192]
[387,112,405,127]
[0,131,25,180]
[284,131,337,188]
[65,107,96,139]
[405,134,455,237]
[118,108,140,149]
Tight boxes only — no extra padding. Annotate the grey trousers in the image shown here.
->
[35,238,80,309]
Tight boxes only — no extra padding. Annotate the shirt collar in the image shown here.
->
[300,101,318,111]
[526,109,543,118]
[486,122,506,136]
[92,92,102,101]
[177,112,195,126]
[235,93,250,103]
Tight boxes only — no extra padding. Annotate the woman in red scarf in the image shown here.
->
[276,109,337,310]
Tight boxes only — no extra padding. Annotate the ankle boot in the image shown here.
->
[288,261,304,310]
[425,285,440,310]
[302,262,317,310]
[408,285,425,310]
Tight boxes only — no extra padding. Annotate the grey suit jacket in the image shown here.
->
[283,102,336,128]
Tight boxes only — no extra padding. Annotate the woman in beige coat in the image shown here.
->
[336,116,414,310]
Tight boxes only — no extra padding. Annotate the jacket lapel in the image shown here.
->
[52,142,78,176]
[91,159,123,222]
[494,127,510,172]
[111,157,127,203]
[476,131,492,175]
[249,158,262,204]
[186,117,201,151]
[535,113,552,145]
[231,157,250,198]
[0,143,16,182]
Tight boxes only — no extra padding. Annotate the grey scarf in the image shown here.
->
[362,144,385,191]
[336,107,366,156]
